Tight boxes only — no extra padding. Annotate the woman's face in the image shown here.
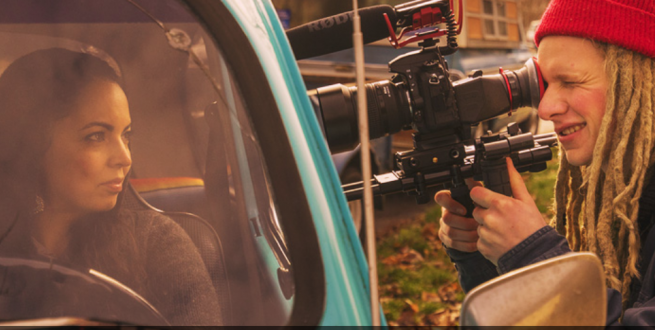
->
[42,79,132,218]
[537,36,609,166]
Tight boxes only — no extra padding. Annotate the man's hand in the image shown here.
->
[435,179,482,253]
[470,158,546,264]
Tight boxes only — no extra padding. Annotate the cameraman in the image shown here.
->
[436,0,655,325]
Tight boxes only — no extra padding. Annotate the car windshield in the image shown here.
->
[0,0,294,326]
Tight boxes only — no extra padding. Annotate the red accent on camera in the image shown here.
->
[384,0,463,49]
[384,13,446,49]
[453,0,463,35]
[412,7,442,29]
[532,57,545,100]
[499,67,513,115]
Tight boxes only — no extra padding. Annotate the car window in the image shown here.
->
[0,0,293,326]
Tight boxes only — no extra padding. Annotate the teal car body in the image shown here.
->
[219,0,382,325]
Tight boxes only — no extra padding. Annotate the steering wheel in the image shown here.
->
[0,257,169,326]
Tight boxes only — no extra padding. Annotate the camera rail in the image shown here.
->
[343,132,558,202]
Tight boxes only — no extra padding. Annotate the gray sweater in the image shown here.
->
[103,209,222,325]
[0,208,222,325]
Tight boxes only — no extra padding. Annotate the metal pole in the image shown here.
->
[352,0,380,326]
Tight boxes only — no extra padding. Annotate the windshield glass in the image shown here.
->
[0,0,294,326]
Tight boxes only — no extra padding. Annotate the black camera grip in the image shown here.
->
[450,185,475,217]
[481,158,513,197]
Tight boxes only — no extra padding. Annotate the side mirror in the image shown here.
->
[460,253,606,326]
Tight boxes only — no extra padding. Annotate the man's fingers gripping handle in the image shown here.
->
[450,184,475,217]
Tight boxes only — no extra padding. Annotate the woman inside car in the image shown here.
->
[0,47,221,325]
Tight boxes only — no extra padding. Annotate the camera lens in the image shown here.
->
[309,80,411,154]
[309,58,546,154]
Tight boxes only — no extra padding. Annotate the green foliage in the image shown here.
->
[397,227,430,254]
[424,204,442,224]
[419,301,445,315]
[382,299,405,321]
[522,147,559,216]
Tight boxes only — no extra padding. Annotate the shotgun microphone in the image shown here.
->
[286,5,397,60]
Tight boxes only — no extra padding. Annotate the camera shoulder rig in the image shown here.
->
[344,124,557,207]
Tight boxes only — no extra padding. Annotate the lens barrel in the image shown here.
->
[309,58,546,154]
[310,80,411,153]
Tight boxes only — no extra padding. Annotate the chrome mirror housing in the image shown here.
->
[460,253,606,327]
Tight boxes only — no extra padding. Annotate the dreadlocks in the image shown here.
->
[551,44,655,307]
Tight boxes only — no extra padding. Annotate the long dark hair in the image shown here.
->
[0,48,146,290]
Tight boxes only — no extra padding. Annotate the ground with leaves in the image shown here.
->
[377,148,559,326]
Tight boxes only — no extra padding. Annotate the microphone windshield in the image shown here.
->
[286,5,397,60]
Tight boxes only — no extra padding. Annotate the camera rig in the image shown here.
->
[344,124,556,205]
[309,0,556,209]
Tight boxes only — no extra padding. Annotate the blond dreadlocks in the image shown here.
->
[551,44,655,307]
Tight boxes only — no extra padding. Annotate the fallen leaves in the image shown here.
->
[381,247,425,269]
[405,299,419,313]
[424,303,461,326]
[421,291,442,303]
[438,281,462,303]
[378,211,464,326]
[386,296,462,327]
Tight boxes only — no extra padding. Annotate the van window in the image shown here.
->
[0,0,293,325]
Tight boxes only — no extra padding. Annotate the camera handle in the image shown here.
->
[449,165,475,217]
[481,158,512,196]
[449,157,511,217]
[448,123,528,213]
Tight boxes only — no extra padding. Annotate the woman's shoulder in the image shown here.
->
[118,209,188,240]
[120,208,171,222]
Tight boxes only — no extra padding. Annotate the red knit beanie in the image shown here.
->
[535,0,655,59]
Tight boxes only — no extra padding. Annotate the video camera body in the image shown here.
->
[303,0,556,208]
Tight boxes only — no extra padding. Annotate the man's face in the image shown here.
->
[537,36,609,166]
